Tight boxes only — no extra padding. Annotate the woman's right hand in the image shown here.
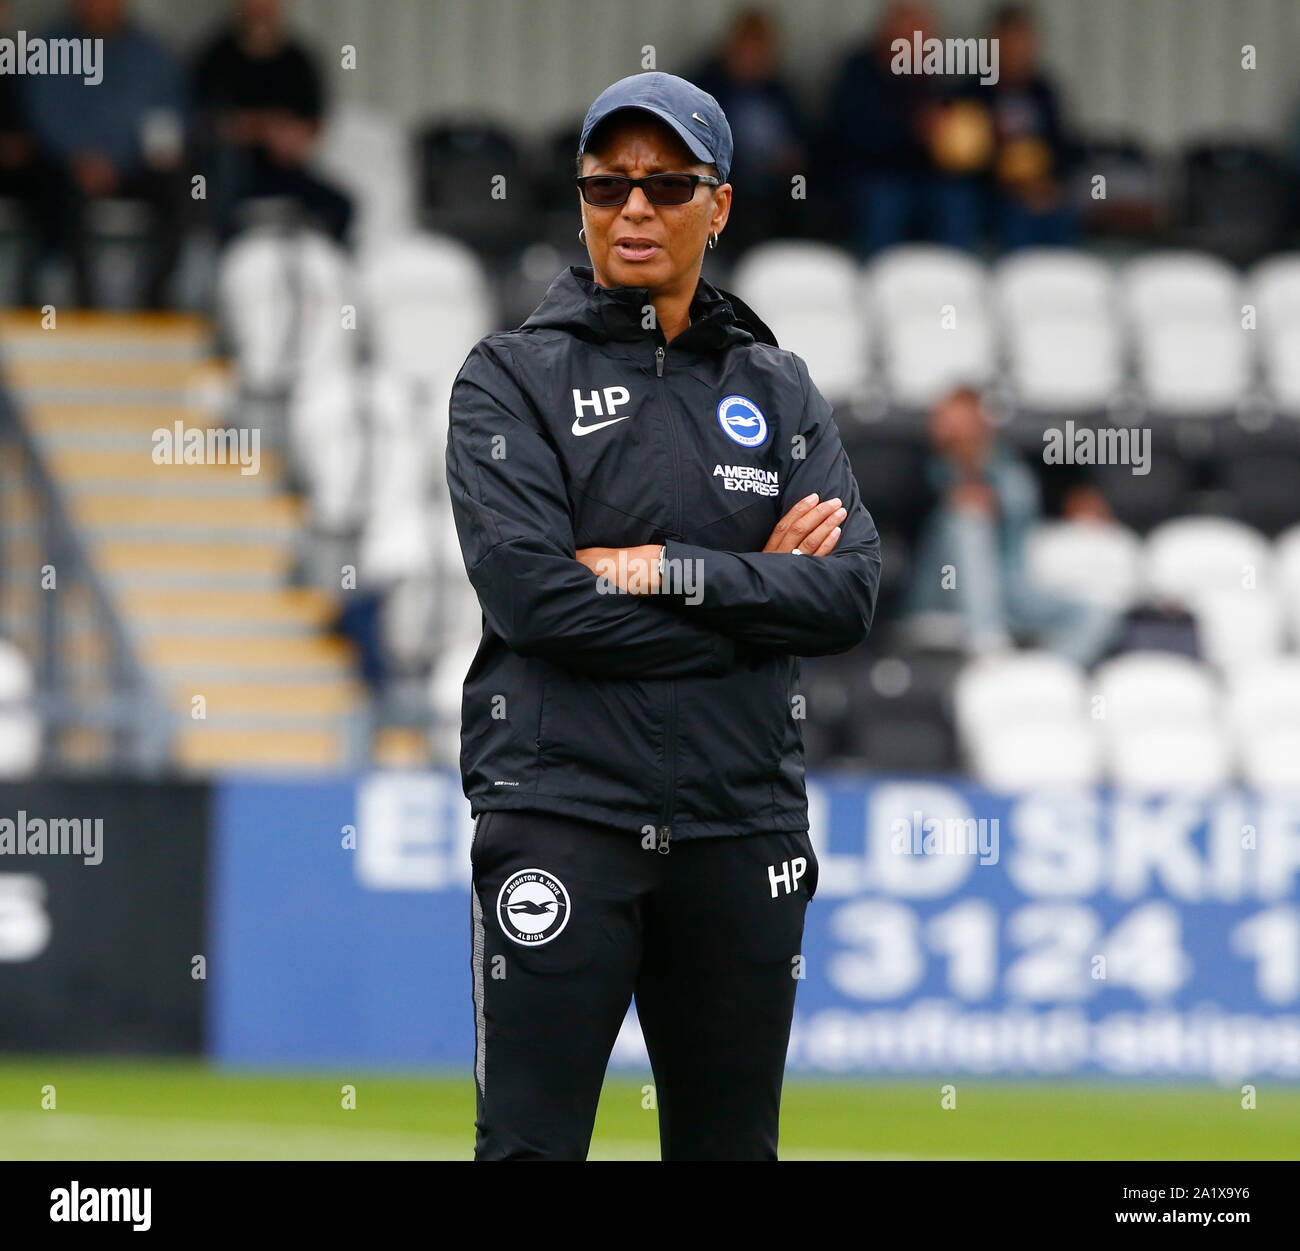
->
[762,494,847,556]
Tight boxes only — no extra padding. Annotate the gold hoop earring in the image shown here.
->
[579,227,587,244]
[708,231,718,250]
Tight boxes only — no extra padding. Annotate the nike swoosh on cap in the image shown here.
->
[572,415,632,436]
[691,112,710,127]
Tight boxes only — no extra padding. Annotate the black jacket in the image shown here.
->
[445,265,881,840]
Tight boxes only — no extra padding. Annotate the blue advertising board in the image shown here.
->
[210,771,1300,1080]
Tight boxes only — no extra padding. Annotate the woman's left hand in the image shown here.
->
[575,545,662,593]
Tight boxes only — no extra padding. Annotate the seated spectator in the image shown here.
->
[691,9,811,252]
[0,0,51,303]
[21,0,189,307]
[826,1,986,255]
[193,0,352,245]
[904,386,1118,666]
[982,4,1077,249]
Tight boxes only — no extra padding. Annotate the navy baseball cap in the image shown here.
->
[578,72,733,183]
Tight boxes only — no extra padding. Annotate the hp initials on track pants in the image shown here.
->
[469,808,818,1161]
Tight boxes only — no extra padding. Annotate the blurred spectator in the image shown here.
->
[691,8,810,252]
[904,387,1118,666]
[982,4,1077,249]
[826,2,987,255]
[193,0,352,244]
[0,0,51,303]
[22,0,189,306]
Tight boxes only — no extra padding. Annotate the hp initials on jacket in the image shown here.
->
[572,386,632,435]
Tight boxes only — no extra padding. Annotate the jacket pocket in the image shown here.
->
[535,668,661,814]
[673,659,788,821]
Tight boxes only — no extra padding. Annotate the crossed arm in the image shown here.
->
[446,339,881,677]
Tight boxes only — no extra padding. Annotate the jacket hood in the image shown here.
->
[521,265,778,352]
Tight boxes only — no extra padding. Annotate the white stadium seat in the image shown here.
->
[1107,723,1232,790]
[217,226,357,393]
[1245,252,1300,337]
[359,232,494,386]
[867,244,988,321]
[969,721,1101,789]
[993,247,1116,324]
[1092,651,1221,730]
[1144,517,1272,602]
[1023,519,1143,610]
[1227,657,1300,737]
[728,242,869,399]
[288,365,366,533]
[953,650,1089,745]
[1275,524,1300,643]
[1120,250,1241,330]
[881,307,995,408]
[1260,322,1300,418]
[1006,314,1123,412]
[428,638,480,765]
[312,104,416,256]
[1239,727,1300,789]
[0,639,40,777]
[1136,320,1251,416]
[1193,588,1284,674]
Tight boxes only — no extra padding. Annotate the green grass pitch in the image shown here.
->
[1,1059,1296,1160]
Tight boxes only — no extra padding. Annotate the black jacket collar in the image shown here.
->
[521,265,778,352]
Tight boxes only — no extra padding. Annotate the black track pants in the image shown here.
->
[469,808,819,1161]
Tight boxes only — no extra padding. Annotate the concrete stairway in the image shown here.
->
[0,310,366,769]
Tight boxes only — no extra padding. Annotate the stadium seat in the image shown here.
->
[993,248,1116,324]
[1005,314,1122,413]
[1068,135,1167,237]
[428,638,480,764]
[217,226,357,395]
[867,244,989,320]
[1179,140,1289,265]
[289,365,366,534]
[1192,588,1284,674]
[312,104,416,255]
[1144,516,1272,602]
[1135,320,1251,416]
[881,307,995,409]
[728,242,868,401]
[417,120,533,256]
[1239,727,1300,789]
[359,232,494,388]
[1106,723,1232,789]
[952,650,1089,745]
[1273,523,1300,644]
[1023,519,1143,610]
[1259,323,1300,419]
[968,721,1101,789]
[1227,657,1300,739]
[1092,650,1221,730]
[1120,250,1242,330]
[0,639,40,777]
[1245,252,1300,337]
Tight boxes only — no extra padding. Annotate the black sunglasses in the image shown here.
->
[575,173,721,207]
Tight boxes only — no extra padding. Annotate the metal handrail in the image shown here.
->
[0,385,172,771]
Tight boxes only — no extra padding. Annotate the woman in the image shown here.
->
[446,71,881,1161]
